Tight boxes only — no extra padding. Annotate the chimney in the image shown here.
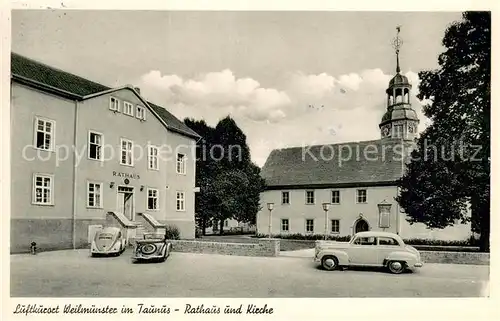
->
[134,87,141,94]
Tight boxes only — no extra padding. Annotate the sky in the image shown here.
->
[11,10,463,166]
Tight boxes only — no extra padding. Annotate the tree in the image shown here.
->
[184,118,218,235]
[231,163,266,225]
[396,12,490,251]
[213,116,252,170]
[210,169,251,234]
[184,116,265,235]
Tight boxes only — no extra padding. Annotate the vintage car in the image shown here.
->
[90,227,127,257]
[314,231,423,274]
[131,232,173,263]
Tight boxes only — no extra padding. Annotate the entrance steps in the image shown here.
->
[103,211,166,246]
[135,224,148,240]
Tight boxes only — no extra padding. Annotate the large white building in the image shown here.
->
[10,53,200,253]
[257,58,472,241]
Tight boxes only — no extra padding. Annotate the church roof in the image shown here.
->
[10,52,200,139]
[261,139,405,190]
[380,105,419,125]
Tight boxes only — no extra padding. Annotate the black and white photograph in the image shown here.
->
[3,3,495,317]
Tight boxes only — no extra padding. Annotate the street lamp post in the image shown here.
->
[322,203,331,240]
[267,203,274,238]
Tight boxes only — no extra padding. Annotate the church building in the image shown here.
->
[257,35,472,241]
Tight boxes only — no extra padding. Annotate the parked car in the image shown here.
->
[132,232,173,263]
[90,227,127,257]
[314,231,423,274]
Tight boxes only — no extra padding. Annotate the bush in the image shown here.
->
[255,233,351,242]
[255,233,480,246]
[402,238,479,246]
[165,225,180,240]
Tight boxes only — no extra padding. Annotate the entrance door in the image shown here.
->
[355,219,369,233]
[117,186,134,221]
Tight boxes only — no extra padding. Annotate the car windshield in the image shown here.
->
[98,233,113,240]
[144,233,164,240]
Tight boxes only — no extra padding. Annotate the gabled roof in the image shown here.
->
[11,52,200,139]
[261,139,405,189]
[11,53,108,97]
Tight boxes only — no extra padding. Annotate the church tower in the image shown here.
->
[379,27,419,142]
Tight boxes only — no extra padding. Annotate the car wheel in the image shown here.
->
[387,260,406,274]
[321,255,339,271]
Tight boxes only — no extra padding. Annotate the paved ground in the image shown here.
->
[280,248,314,257]
[10,249,489,297]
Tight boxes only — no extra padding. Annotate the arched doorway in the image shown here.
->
[354,219,369,233]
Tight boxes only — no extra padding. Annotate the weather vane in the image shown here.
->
[392,25,403,73]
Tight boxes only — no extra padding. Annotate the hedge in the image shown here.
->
[254,233,480,246]
[255,233,351,242]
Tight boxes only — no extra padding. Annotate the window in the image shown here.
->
[176,191,185,211]
[378,237,399,246]
[305,219,314,233]
[136,105,146,120]
[147,188,159,210]
[123,102,134,116]
[305,190,315,204]
[393,124,404,138]
[32,174,53,205]
[34,117,55,151]
[109,97,120,111]
[331,190,340,204]
[354,236,376,245]
[87,182,102,208]
[120,139,134,166]
[281,219,289,232]
[88,131,102,160]
[224,220,229,227]
[282,191,290,204]
[176,153,186,174]
[148,145,159,170]
[331,219,340,233]
[356,189,367,203]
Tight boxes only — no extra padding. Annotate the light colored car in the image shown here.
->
[90,227,127,257]
[314,231,423,274]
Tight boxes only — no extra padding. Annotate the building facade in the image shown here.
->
[10,53,200,253]
[257,58,472,241]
